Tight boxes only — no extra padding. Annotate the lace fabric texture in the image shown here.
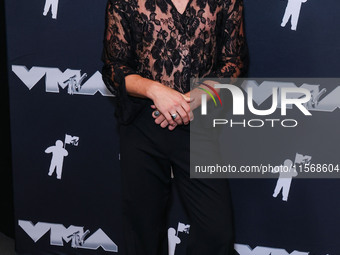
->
[102,0,248,124]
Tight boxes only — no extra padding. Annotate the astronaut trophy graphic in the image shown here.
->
[43,0,59,19]
[281,0,308,31]
[45,134,79,180]
[272,153,312,201]
[168,223,190,255]
[64,73,88,95]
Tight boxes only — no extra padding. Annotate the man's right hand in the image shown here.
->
[123,75,192,128]
[147,82,192,127]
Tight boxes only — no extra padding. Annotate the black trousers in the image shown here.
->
[119,103,235,255]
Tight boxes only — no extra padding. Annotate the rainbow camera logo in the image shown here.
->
[198,82,223,112]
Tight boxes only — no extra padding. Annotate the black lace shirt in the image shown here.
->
[102,0,248,124]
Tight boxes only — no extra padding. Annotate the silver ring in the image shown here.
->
[154,110,160,117]
[171,113,178,120]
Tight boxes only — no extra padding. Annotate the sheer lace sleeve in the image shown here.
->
[101,0,147,124]
[102,0,137,94]
[210,0,248,78]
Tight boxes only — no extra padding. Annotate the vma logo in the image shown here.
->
[239,80,339,113]
[12,65,113,96]
[19,220,118,252]
[235,243,309,255]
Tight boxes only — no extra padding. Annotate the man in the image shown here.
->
[102,0,248,254]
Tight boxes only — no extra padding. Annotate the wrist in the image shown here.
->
[145,80,163,101]
[189,89,201,110]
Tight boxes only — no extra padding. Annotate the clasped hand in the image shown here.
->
[149,86,194,131]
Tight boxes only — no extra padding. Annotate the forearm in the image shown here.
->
[125,74,163,100]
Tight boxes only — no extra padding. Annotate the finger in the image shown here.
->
[180,101,191,116]
[160,119,170,128]
[155,115,166,124]
[168,121,177,130]
[152,110,161,118]
[176,107,189,125]
[150,105,157,109]
[168,124,177,131]
[189,110,194,122]
[163,112,176,126]
[171,111,183,125]
[182,95,195,103]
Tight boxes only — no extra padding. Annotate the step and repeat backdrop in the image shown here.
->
[5,0,340,254]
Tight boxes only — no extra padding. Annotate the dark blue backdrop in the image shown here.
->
[5,0,340,254]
